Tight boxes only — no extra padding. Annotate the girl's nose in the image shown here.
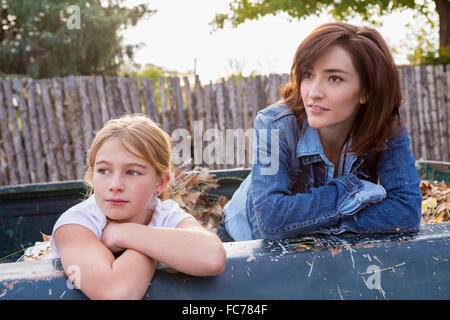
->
[108,173,124,192]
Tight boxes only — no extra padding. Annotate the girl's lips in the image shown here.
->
[106,199,129,206]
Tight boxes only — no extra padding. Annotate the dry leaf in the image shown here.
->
[40,232,51,242]
[167,167,229,232]
[420,180,449,224]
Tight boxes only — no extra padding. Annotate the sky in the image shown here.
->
[123,0,431,83]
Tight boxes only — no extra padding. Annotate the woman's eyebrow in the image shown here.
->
[323,68,351,74]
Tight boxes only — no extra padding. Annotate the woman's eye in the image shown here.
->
[303,72,313,79]
[329,75,343,82]
[97,168,110,174]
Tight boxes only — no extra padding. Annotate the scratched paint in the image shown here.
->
[1,223,450,299]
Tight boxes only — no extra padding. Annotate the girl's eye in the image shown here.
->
[329,75,343,82]
[127,170,140,176]
[97,168,110,174]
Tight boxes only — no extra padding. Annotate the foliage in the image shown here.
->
[137,63,179,82]
[210,0,433,30]
[399,19,450,65]
[167,167,227,233]
[421,180,450,224]
[0,0,155,78]
[210,0,447,64]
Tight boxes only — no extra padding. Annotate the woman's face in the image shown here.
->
[300,45,366,138]
[91,138,163,224]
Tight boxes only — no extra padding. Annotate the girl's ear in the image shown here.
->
[156,172,170,195]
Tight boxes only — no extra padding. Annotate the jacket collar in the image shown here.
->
[296,123,358,174]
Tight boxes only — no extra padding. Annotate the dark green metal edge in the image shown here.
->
[0,222,449,300]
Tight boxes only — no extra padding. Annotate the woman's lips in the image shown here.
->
[308,105,329,114]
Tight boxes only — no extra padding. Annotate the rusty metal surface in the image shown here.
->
[1,222,449,300]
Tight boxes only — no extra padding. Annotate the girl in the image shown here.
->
[217,22,422,241]
[51,114,226,300]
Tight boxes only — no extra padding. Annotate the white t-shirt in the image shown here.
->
[50,195,193,258]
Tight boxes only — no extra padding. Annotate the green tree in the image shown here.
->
[210,0,450,64]
[0,0,155,78]
[137,63,180,81]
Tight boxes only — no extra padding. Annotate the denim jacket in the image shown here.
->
[222,104,422,241]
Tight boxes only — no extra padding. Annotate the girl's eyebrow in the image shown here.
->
[95,160,148,169]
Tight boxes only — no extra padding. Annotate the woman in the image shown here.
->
[217,22,422,241]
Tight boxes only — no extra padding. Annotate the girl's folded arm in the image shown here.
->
[104,218,226,276]
[54,224,156,300]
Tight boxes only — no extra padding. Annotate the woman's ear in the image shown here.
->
[359,92,368,105]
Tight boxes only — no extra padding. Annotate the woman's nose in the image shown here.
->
[309,79,324,99]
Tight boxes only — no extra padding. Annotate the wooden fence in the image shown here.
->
[0,65,448,186]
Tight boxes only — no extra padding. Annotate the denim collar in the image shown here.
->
[296,123,358,177]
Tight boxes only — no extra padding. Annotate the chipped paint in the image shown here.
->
[1,222,450,300]
[307,255,316,277]
[328,246,343,256]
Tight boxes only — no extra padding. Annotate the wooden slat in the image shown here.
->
[434,65,449,162]
[86,76,103,134]
[141,77,160,123]
[215,80,226,132]
[33,80,58,182]
[39,79,66,180]
[442,65,449,162]
[414,66,427,159]
[2,79,29,184]
[222,78,232,130]
[12,79,36,183]
[76,76,94,147]
[425,65,440,160]
[203,83,215,169]
[50,77,74,180]
[400,67,414,155]
[25,79,47,182]
[0,144,7,186]
[193,75,204,122]
[0,82,19,185]
[128,77,142,114]
[118,77,132,114]
[192,76,203,166]
[406,67,420,159]
[228,78,238,129]
[63,76,85,179]
[174,77,187,130]
[104,76,117,119]
[183,76,194,133]
[268,74,278,104]
[95,76,109,125]
[158,77,171,134]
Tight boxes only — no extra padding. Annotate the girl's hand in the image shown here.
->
[101,219,125,254]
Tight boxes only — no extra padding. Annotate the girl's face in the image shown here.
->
[92,137,165,224]
[300,45,366,139]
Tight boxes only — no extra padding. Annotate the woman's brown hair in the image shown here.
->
[281,21,403,156]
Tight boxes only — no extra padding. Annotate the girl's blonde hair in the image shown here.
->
[84,113,173,199]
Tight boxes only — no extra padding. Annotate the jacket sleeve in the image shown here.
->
[248,112,389,240]
[335,128,422,233]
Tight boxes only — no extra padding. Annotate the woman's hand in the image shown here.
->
[101,219,125,254]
